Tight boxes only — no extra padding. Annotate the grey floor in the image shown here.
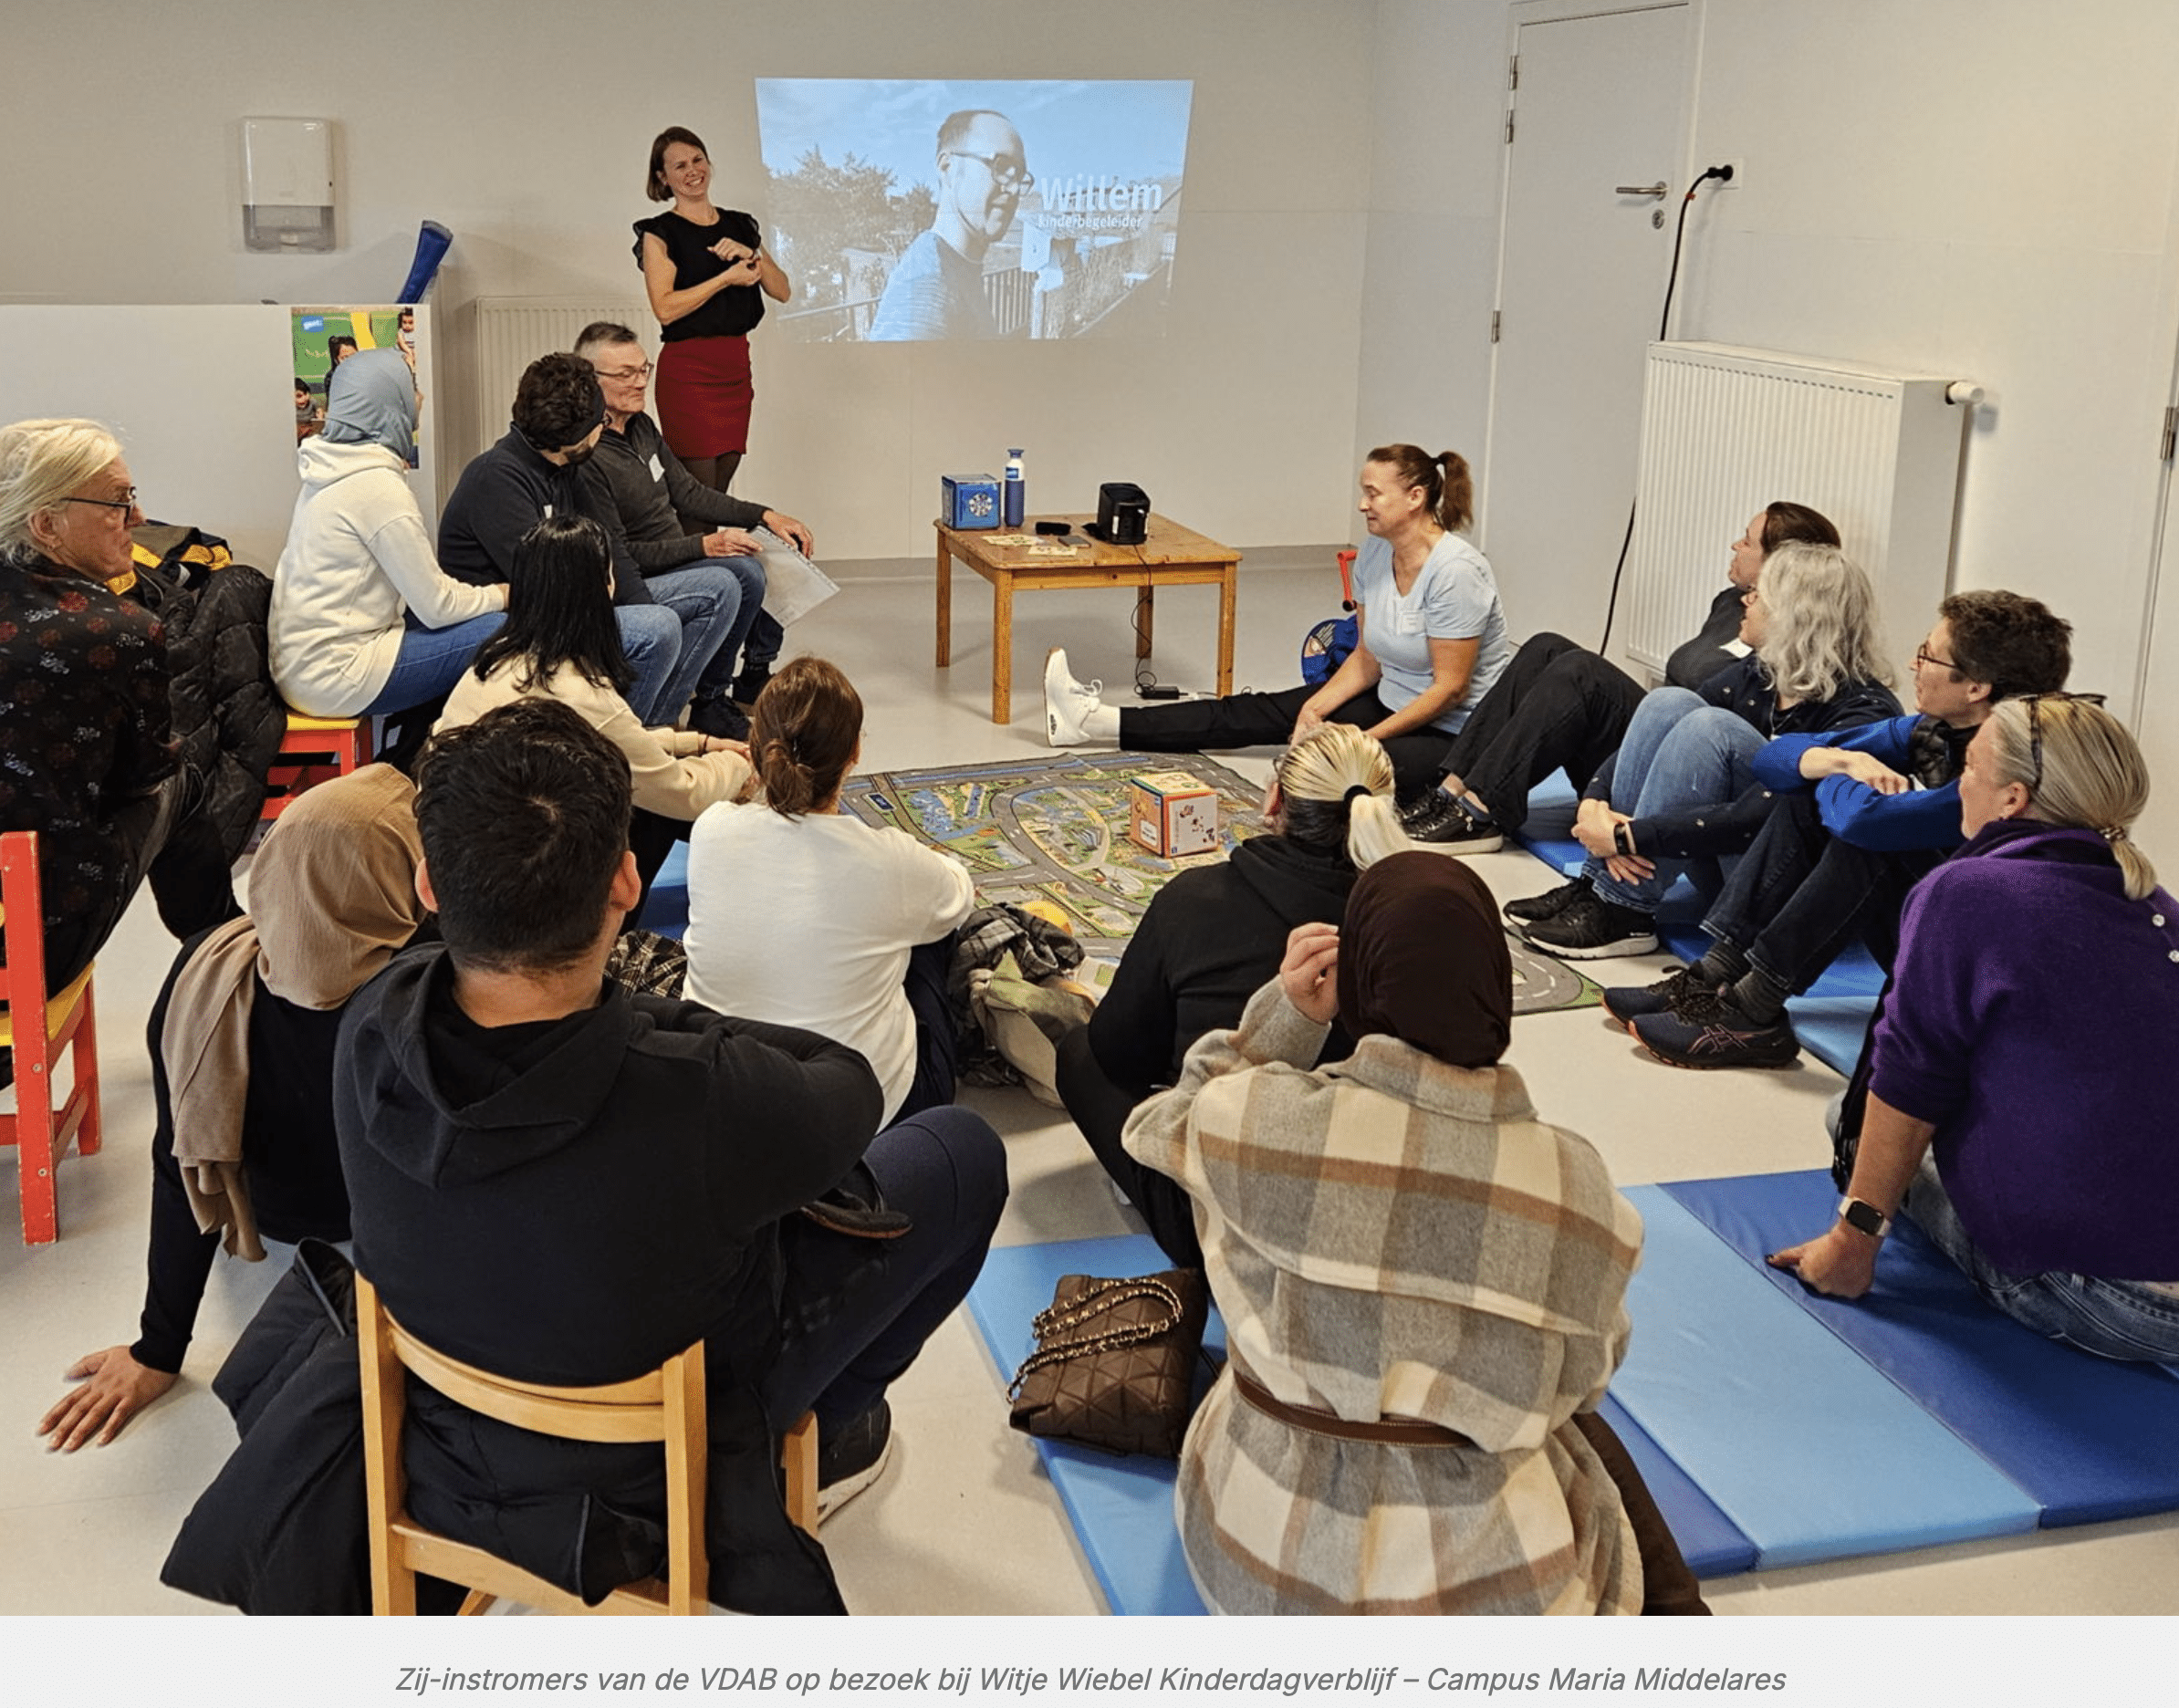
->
[5,560,2174,1617]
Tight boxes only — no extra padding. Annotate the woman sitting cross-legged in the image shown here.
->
[683,658,975,1129]
[1056,722,1410,1270]
[1045,444,1510,804]
[1123,852,1705,1614]
[270,349,507,721]
[1512,542,1901,961]
[1770,694,2179,1359]
[1404,500,1842,851]
[435,515,755,896]
[36,764,424,1451]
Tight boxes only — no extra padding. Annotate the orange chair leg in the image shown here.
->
[17,1034,58,1246]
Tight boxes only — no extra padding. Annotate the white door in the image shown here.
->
[1483,0,1691,651]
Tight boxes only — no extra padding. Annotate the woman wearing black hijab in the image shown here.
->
[1123,851,1701,1615]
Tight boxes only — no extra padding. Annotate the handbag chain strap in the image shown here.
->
[1006,1277,1184,1399]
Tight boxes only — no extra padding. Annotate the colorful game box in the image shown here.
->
[1128,771,1218,858]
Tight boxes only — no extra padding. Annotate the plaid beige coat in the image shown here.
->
[1124,980,1644,1615]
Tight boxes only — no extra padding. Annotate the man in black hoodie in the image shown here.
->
[335,700,1006,1613]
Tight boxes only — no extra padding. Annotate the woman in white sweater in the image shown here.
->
[434,516,752,826]
[269,350,506,718]
[684,658,975,1127]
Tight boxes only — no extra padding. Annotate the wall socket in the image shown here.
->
[1715,158,1747,190]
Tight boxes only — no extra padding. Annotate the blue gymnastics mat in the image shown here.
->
[1613,1184,2041,1567]
[966,1237,1219,1616]
[1661,1171,2179,1527]
[969,1188,2179,1609]
[967,1234,1765,1606]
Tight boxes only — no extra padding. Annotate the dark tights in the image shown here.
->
[679,453,743,494]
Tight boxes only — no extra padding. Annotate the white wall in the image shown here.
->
[1356,1,1507,485]
[2,0,1376,563]
[1355,1,2179,716]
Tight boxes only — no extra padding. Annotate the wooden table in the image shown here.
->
[934,513,1241,724]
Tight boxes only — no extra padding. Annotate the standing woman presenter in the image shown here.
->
[634,125,789,492]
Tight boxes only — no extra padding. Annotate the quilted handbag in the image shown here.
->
[1006,1269,1210,1458]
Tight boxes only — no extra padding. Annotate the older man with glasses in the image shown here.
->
[868,109,1032,341]
[572,321,818,739]
[1611,588,2076,1070]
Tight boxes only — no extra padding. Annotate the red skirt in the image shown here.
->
[654,334,753,459]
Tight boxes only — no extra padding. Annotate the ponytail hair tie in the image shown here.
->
[2101,825,2130,843]
[1343,784,1371,805]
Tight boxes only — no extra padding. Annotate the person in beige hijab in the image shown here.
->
[38,765,424,1452]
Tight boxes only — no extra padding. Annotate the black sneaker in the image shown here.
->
[816,1400,894,1521]
[732,663,774,710]
[688,694,751,742]
[1403,796,1504,853]
[1632,1004,1800,1070]
[1600,964,1724,1030]
[1520,889,1658,960]
[1503,878,1586,924]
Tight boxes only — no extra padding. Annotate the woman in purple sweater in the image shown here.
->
[1770,694,2179,1359]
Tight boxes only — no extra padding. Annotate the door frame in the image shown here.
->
[1478,0,1701,560]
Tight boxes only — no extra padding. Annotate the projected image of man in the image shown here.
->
[867,109,1029,340]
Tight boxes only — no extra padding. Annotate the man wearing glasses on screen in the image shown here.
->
[868,109,1031,340]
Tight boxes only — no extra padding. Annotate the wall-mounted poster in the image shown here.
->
[754,79,1194,344]
[290,306,421,463]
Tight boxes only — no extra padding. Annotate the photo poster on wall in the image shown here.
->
[290,306,422,464]
[752,78,1194,343]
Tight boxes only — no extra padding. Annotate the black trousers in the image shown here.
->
[1701,792,1939,992]
[1118,684,1446,801]
[1434,633,1644,834]
[1054,1025,1204,1271]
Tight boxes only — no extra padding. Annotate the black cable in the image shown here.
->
[1597,164,1732,656]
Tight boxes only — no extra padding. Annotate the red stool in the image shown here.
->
[264,712,374,820]
[0,830,102,1245]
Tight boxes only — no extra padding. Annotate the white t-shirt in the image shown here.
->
[683,804,975,1126]
[1350,532,1510,731]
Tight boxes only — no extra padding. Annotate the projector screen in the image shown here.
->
[753,78,1194,343]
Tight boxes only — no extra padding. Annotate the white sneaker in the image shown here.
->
[1044,647,1107,745]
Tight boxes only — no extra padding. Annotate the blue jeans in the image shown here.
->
[358,610,508,716]
[762,1107,1009,1434]
[1905,1157,2179,1362]
[616,606,684,726]
[645,562,746,723]
[1586,687,1761,913]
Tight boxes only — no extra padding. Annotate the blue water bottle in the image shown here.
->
[1004,448,1026,529]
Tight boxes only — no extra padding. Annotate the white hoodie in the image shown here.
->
[269,437,504,717]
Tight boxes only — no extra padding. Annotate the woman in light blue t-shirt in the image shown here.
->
[1043,444,1511,803]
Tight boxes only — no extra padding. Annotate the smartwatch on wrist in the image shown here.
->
[1837,1196,1892,1241]
[1612,821,1634,858]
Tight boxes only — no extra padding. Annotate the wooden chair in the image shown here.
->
[357,1275,818,1616]
[0,830,102,1245]
[263,712,373,821]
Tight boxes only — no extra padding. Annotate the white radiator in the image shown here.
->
[1624,342,1975,675]
[471,296,650,440]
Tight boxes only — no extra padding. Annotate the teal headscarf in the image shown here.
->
[320,348,417,457]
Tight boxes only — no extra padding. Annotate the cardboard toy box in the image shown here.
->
[1129,771,1219,858]
[942,473,1002,530]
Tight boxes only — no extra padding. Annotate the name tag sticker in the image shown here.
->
[1395,606,1424,634]
[648,454,665,482]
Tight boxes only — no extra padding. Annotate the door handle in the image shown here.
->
[1615,182,1668,199]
